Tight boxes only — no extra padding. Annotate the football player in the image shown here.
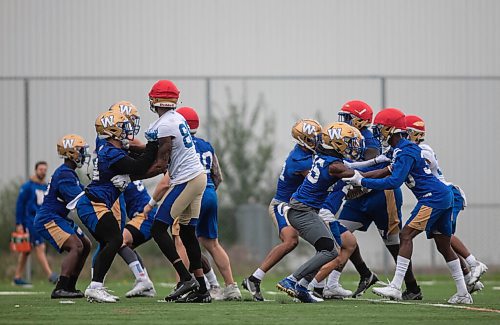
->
[405,114,487,292]
[175,106,242,300]
[276,122,363,303]
[34,134,92,298]
[242,119,321,301]
[144,80,210,303]
[337,100,422,300]
[75,110,157,302]
[344,108,472,304]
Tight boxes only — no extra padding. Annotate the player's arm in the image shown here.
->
[362,147,379,160]
[344,154,391,169]
[361,167,391,179]
[58,175,85,203]
[360,155,414,190]
[298,170,309,177]
[110,141,158,178]
[211,154,223,190]
[128,138,146,154]
[140,136,172,179]
[329,161,356,179]
[15,184,28,232]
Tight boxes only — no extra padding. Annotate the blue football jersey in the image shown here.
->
[37,164,84,219]
[362,138,452,209]
[292,154,343,209]
[16,180,48,225]
[193,136,216,187]
[274,145,314,202]
[86,141,127,208]
[322,180,347,214]
[361,127,382,156]
[123,180,151,217]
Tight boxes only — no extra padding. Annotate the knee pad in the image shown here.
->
[314,237,335,252]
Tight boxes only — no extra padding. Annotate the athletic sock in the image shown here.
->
[89,281,103,289]
[196,276,208,293]
[143,268,150,280]
[128,261,146,281]
[173,260,192,282]
[327,270,342,287]
[205,268,220,287]
[465,255,479,267]
[68,276,78,291]
[390,256,410,290]
[252,268,266,281]
[447,259,468,296]
[55,276,70,291]
[464,272,472,283]
[354,261,372,278]
[298,278,309,288]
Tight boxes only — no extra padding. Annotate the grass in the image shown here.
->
[0,273,499,324]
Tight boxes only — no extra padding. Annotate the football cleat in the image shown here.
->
[165,278,199,302]
[125,279,154,298]
[223,283,242,301]
[51,289,83,299]
[323,284,353,299]
[85,287,117,303]
[242,278,264,302]
[372,284,402,301]
[468,262,488,285]
[48,273,59,285]
[468,281,484,294]
[102,287,120,301]
[277,277,297,298]
[294,284,321,303]
[448,293,473,304]
[209,285,224,301]
[13,278,33,288]
[352,272,379,297]
[311,287,324,299]
[402,287,423,300]
[175,290,212,303]
[71,289,85,298]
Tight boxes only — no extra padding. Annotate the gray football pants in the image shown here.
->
[287,207,339,280]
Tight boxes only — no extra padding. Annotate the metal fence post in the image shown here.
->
[205,78,212,141]
[24,78,32,282]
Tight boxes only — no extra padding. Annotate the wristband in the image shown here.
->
[148,198,157,206]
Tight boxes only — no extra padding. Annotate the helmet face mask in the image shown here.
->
[407,128,425,144]
[321,122,364,159]
[338,112,370,130]
[57,134,89,169]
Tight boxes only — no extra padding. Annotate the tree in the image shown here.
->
[0,178,23,252]
[210,88,276,243]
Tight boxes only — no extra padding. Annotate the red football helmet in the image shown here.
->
[148,80,180,113]
[405,115,426,144]
[372,108,406,146]
[176,107,200,133]
[338,100,373,130]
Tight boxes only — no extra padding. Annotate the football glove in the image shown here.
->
[111,174,131,192]
[342,170,364,187]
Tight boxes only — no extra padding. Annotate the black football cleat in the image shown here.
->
[165,278,199,302]
[352,272,379,298]
[242,277,264,301]
[175,290,212,303]
[51,289,83,299]
[402,287,423,300]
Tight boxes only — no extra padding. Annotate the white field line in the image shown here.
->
[0,291,45,296]
[346,298,500,314]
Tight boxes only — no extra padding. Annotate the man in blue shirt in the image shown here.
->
[343,108,472,305]
[14,161,57,286]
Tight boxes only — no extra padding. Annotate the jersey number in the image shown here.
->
[307,157,325,184]
[179,123,193,148]
[92,157,100,181]
[198,151,213,172]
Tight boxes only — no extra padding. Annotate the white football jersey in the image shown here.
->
[146,110,204,185]
[419,143,449,185]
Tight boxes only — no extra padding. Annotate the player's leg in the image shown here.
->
[70,234,91,294]
[278,208,338,303]
[243,202,298,301]
[14,251,30,286]
[54,235,85,298]
[173,234,190,282]
[33,243,57,283]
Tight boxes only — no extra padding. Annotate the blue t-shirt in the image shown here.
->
[16,179,48,225]
[37,164,84,219]
[274,145,314,202]
[123,180,151,218]
[86,141,127,208]
[193,136,216,187]
[362,138,452,209]
[292,153,343,209]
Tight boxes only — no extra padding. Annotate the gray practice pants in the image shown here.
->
[287,201,339,281]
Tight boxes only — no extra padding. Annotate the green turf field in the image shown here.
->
[1,274,499,324]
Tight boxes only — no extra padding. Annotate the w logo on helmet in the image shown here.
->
[302,123,317,135]
[101,115,115,127]
[119,105,132,115]
[328,128,343,140]
[62,138,75,149]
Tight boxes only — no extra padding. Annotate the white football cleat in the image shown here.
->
[468,262,488,285]
[223,283,242,301]
[126,279,154,298]
[103,287,120,301]
[448,292,473,304]
[323,284,353,299]
[85,287,117,303]
[467,281,484,294]
[372,284,402,301]
[209,285,224,301]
